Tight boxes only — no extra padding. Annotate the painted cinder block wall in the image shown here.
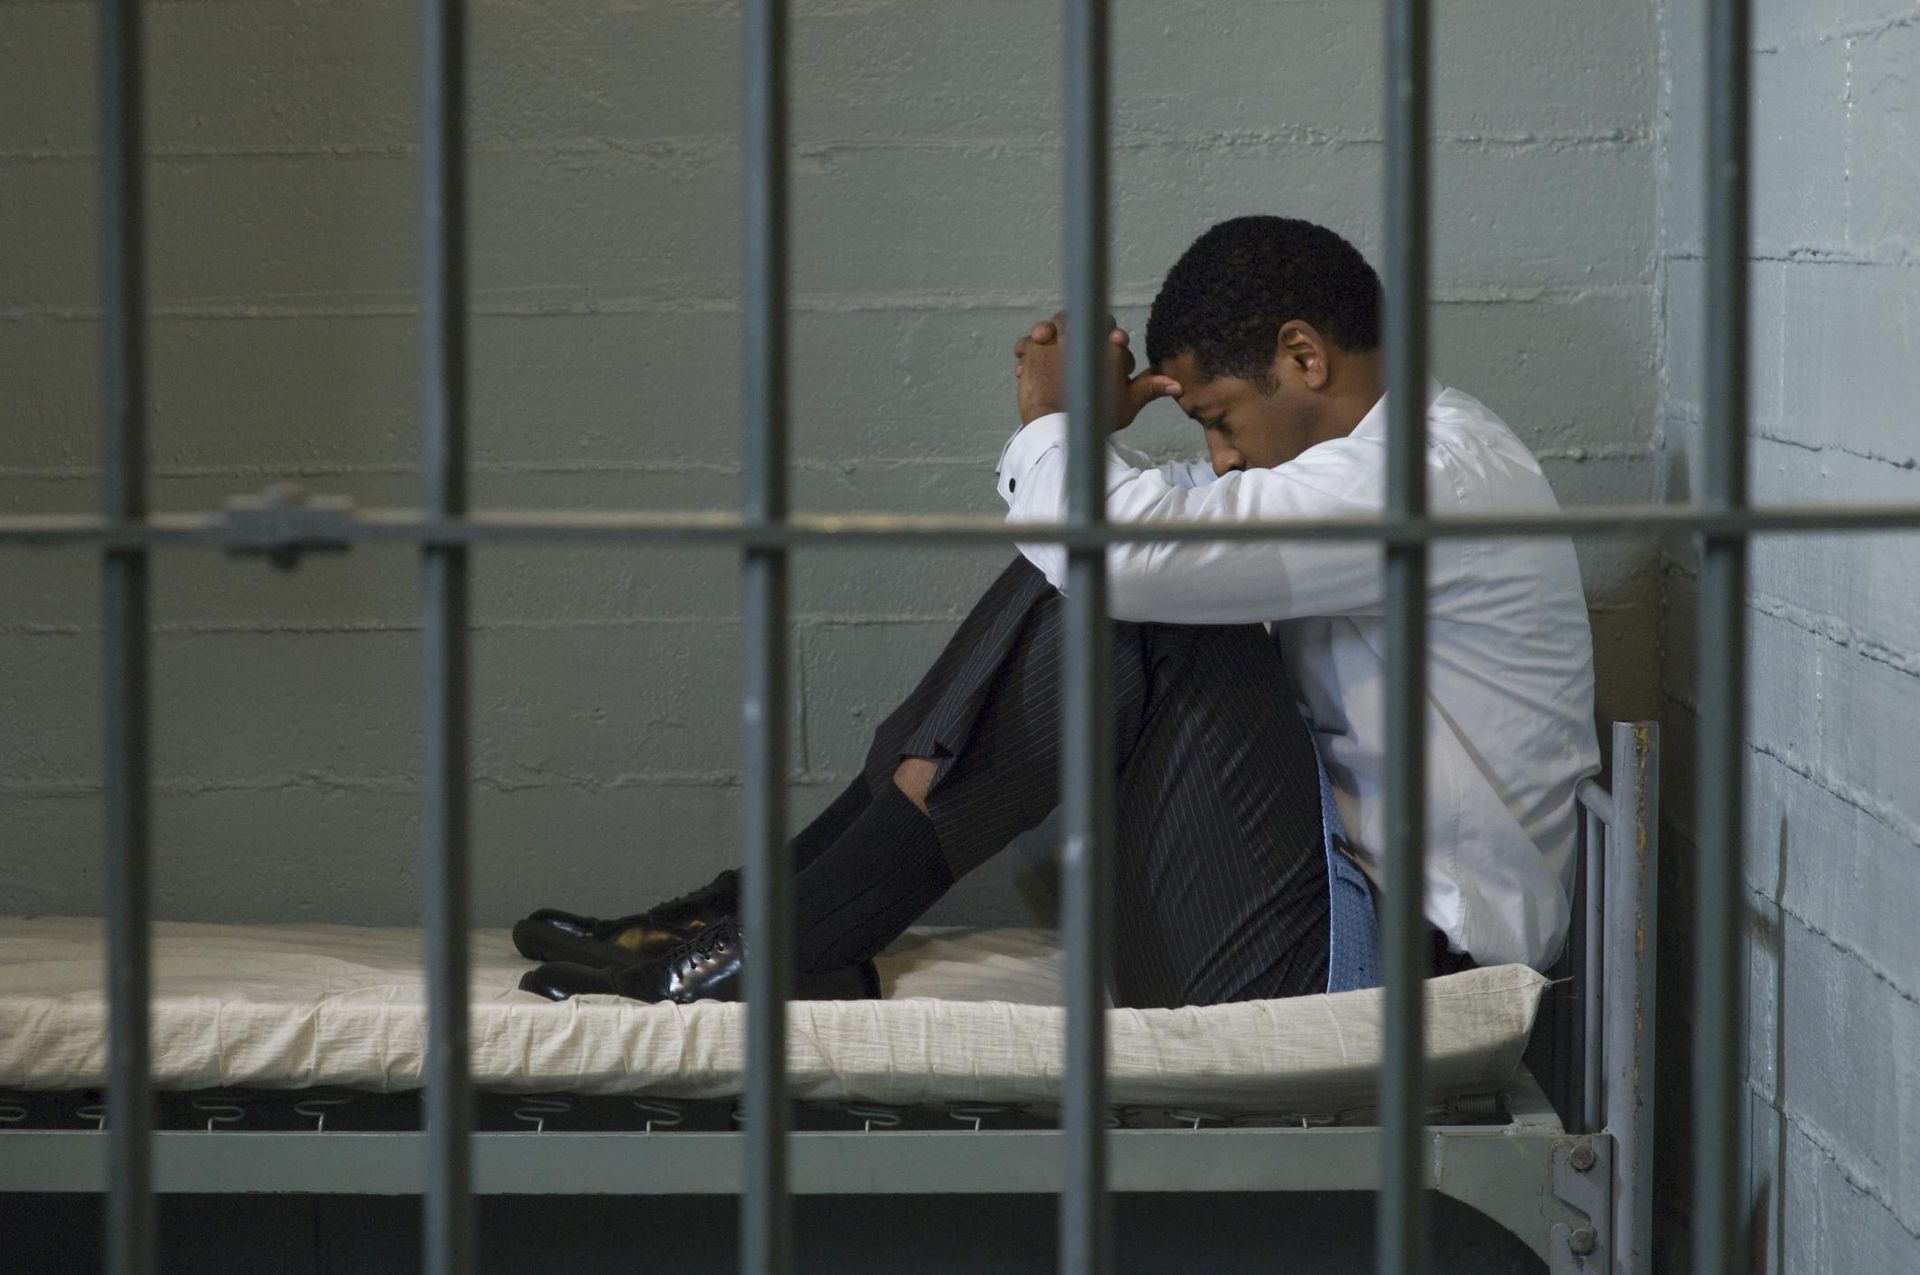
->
[1654,0,1920,1270]
[2,2,1658,936]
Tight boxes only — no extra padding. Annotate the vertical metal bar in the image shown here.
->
[1582,807,1605,1136]
[741,2,792,1273]
[1060,1,1113,1273]
[420,0,472,1271]
[1377,2,1431,1273]
[1694,10,1750,1272]
[1608,722,1660,1274]
[99,1,153,1270]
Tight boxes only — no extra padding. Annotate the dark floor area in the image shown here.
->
[6,1190,1541,1273]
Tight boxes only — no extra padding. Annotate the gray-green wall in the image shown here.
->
[1653,0,1920,1270]
[2,1,1660,937]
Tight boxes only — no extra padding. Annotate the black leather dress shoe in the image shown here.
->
[512,868,739,968]
[516,917,880,1004]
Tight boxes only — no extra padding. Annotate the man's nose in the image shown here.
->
[1209,447,1246,477]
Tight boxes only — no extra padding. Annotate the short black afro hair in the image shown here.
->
[1145,216,1382,384]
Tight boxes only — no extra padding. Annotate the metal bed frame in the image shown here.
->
[2,0,1893,1271]
[0,720,1658,1273]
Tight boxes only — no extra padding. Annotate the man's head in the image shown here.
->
[1146,216,1384,475]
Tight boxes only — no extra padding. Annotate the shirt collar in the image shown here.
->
[1350,376,1447,440]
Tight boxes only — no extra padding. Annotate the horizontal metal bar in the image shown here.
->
[0,1125,1585,1198]
[1573,778,1615,826]
[6,502,1920,551]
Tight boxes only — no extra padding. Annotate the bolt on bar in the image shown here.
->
[1059,1,1114,1272]
[1694,2,1751,1272]
[420,0,475,1271]
[740,1,794,1273]
[1377,1,1432,1273]
[98,1,154,1271]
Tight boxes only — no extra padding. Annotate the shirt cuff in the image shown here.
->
[994,412,1071,506]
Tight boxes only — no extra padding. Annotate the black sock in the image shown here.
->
[792,779,953,974]
[789,774,874,873]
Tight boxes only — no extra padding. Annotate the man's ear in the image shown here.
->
[1272,320,1331,390]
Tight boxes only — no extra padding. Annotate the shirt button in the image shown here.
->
[1008,478,1017,492]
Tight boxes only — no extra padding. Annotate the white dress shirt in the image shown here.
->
[994,382,1600,970]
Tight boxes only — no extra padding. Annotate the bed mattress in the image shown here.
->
[0,917,1546,1114]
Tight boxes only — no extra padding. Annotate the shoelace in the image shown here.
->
[675,917,741,965]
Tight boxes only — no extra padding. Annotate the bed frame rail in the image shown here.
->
[1572,720,1660,1275]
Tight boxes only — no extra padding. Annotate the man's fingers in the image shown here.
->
[1126,372,1182,407]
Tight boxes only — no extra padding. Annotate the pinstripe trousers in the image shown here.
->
[860,556,1331,1010]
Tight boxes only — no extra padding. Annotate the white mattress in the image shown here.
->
[0,917,1546,1115]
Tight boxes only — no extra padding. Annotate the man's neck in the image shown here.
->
[1307,353,1386,448]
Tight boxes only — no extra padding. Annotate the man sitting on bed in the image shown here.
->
[515,215,1602,1009]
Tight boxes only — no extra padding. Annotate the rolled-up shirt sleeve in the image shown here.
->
[994,412,1419,625]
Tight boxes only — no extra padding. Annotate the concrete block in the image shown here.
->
[1432,1,1653,138]
[798,619,965,774]
[1824,525,1920,671]
[148,630,420,783]
[1,319,93,469]
[472,620,764,780]
[1777,263,1920,463]
[146,0,417,154]
[0,5,93,154]
[0,160,95,311]
[0,635,103,786]
[1744,748,1920,1007]
[0,792,104,918]
[468,781,745,929]
[1432,290,1658,455]
[1658,257,1784,428]
[1660,0,1708,259]
[1817,640,1920,835]
[1431,145,1655,289]
[1772,1107,1920,1275]
[1755,0,1831,50]
[1779,911,1920,1239]
[1850,22,1920,259]
[0,552,98,630]
[1746,606,1827,768]
[1753,41,1853,254]
[1751,441,1920,668]
[11,622,754,787]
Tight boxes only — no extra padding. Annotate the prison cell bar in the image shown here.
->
[13,504,1920,552]
[99,1,154,1272]
[740,0,795,1271]
[1695,2,1751,1273]
[1060,0,1115,1271]
[420,0,476,1271]
[1378,0,1432,1271]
